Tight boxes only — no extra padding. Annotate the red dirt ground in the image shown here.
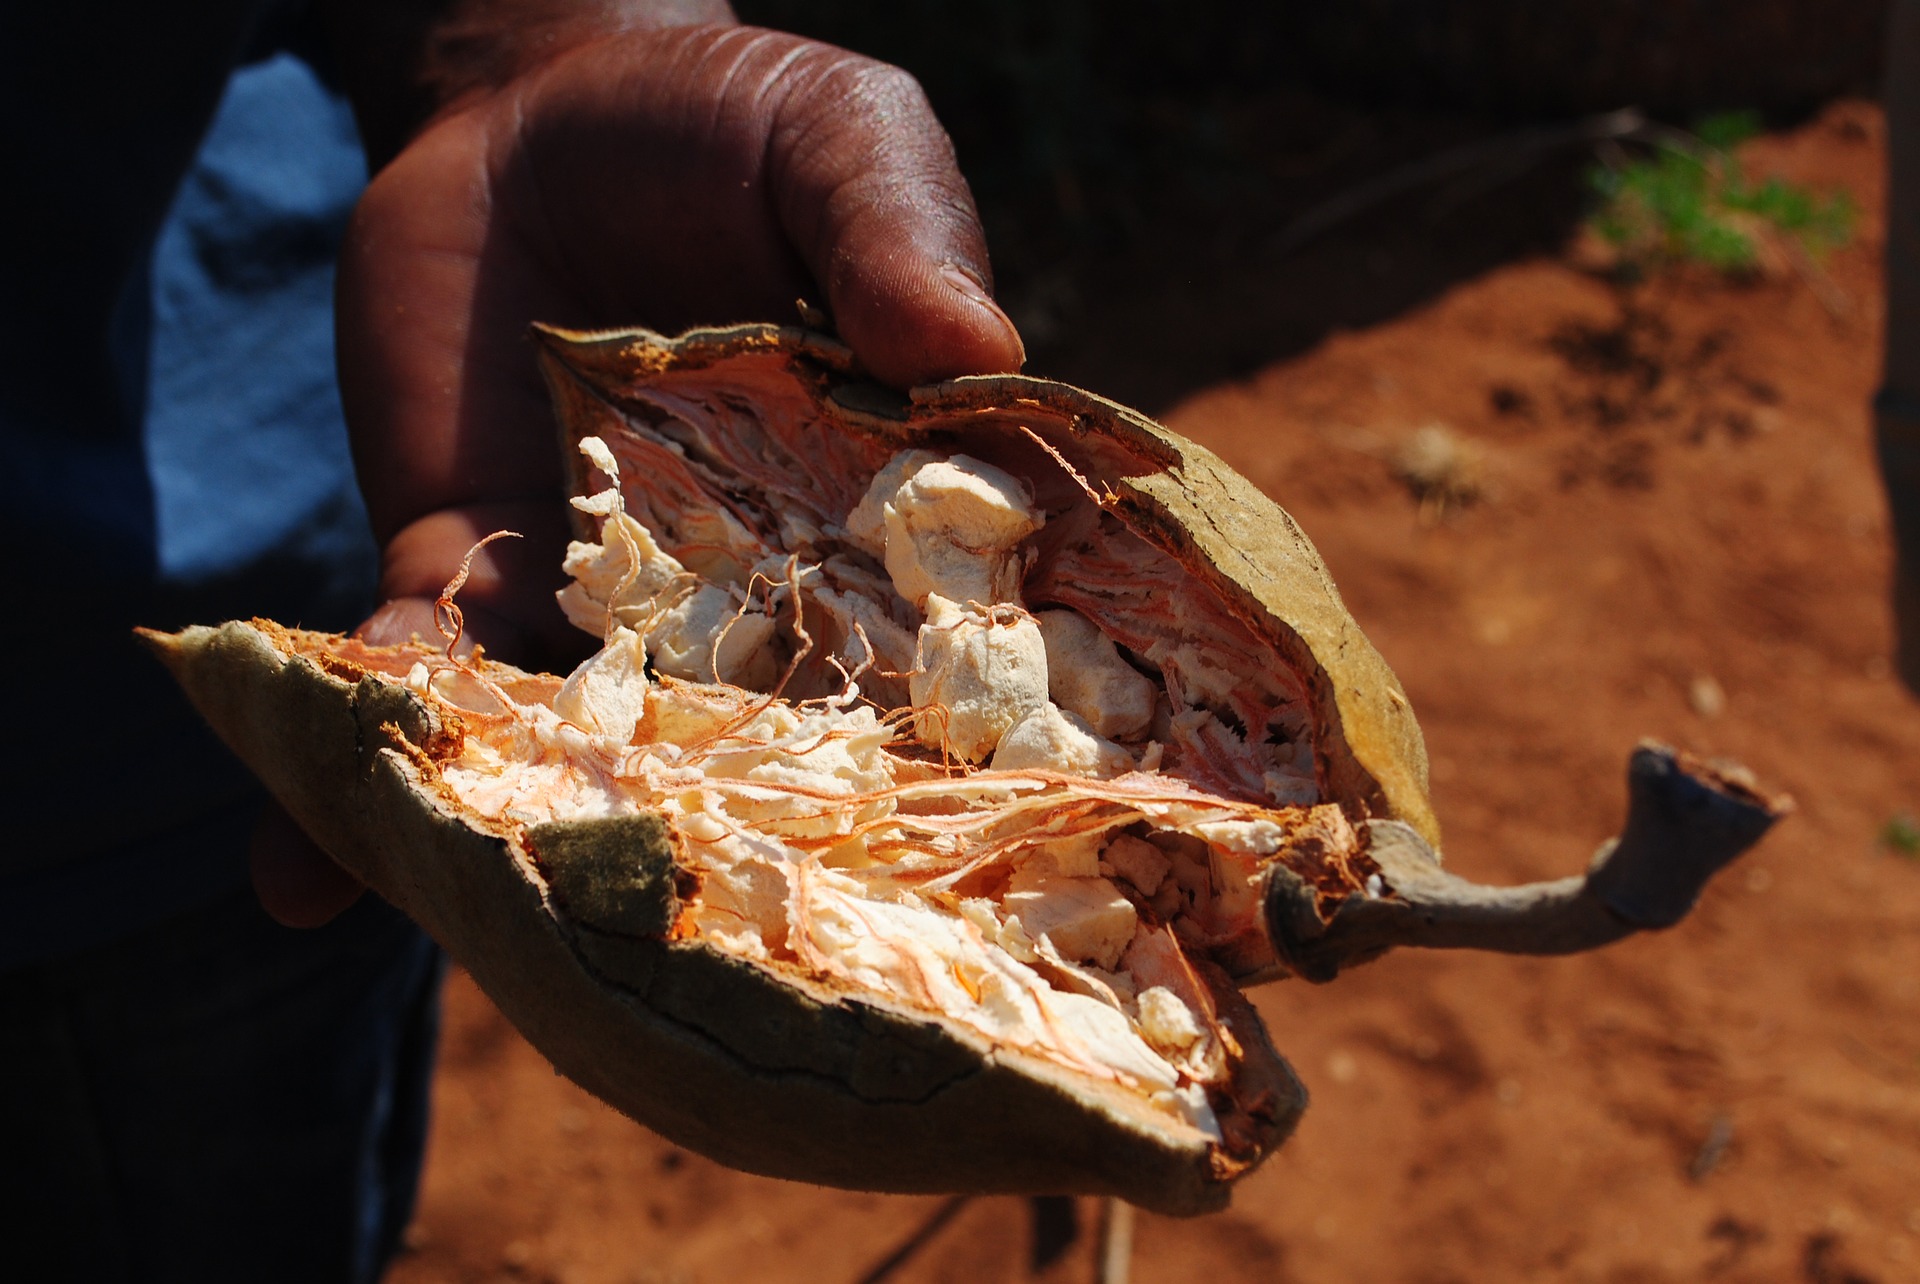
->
[387,102,1920,1284]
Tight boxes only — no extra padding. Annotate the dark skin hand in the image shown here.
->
[254,2,1024,926]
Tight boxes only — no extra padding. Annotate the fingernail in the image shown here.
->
[940,263,1025,367]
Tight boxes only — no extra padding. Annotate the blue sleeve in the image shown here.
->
[0,41,377,962]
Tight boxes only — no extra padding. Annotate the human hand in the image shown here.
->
[254,12,1024,926]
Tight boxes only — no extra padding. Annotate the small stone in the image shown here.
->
[1688,674,1726,718]
[1394,423,1486,518]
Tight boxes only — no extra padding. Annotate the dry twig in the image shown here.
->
[1263,742,1789,982]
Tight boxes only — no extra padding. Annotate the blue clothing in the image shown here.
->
[2,9,378,961]
[1,9,441,1280]
[0,887,442,1283]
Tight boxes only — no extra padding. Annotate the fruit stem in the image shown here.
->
[1262,742,1790,982]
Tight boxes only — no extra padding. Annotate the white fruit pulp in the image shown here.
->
[375,433,1355,1139]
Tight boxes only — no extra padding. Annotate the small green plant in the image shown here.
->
[1878,811,1920,859]
[1588,111,1855,274]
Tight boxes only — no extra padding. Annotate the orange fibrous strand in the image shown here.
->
[707,566,785,686]
[812,620,878,713]
[419,530,528,717]
[434,529,523,659]
[675,556,814,766]
[1018,423,1118,510]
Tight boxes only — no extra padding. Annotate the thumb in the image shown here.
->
[250,801,364,928]
[764,53,1025,387]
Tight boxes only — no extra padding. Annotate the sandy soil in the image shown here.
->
[387,101,1920,1284]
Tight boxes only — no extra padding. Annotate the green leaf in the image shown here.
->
[1583,110,1853,276]
[1694,110,1763,152]
[1879,811,1920,858]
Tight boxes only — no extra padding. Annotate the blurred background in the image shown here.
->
[742,0,1885,406]
[390,3,1920,1281]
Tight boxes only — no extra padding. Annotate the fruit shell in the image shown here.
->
[141,324,1441,1214]
[140,619,1303,1216]
[536,323,1439,849]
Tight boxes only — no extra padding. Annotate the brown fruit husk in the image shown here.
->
[141,324,1439,1216]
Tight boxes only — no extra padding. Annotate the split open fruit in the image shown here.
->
[144,325,1786,1215]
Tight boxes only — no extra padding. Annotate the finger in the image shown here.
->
[249,801,364,929]
[763,48,1026,387]
[335,112,569,547]
[357,593,573,669]
[370,500,584,666]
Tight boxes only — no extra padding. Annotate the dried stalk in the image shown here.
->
[1263,742,1789,982]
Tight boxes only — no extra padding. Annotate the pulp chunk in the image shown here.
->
[910,596,1050,761]
[843,449,941,554]
[849,453,1041,608]
[991,702,1133,778]
[1035,611,1156,741]
[646,586,780,688]
[559,482,778,687]
[895,456,1039,547]
[1101,833,1173,896]
[1136,986,1205,1054]
[557,510,685,632]
[553,625,650,746]
[1003,874,1139,970]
